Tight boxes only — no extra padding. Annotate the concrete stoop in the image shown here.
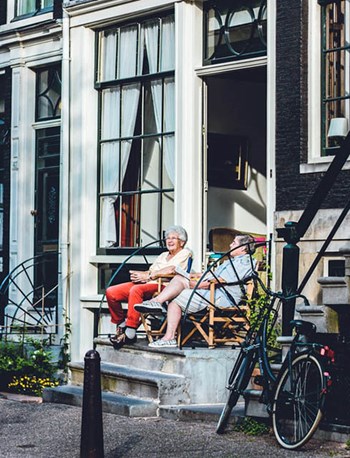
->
[43,384,157,417]
[43,337,239,418]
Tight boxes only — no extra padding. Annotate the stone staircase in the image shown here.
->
[43,337,240,419]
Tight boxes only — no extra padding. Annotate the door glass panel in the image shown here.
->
[35,127,60,308]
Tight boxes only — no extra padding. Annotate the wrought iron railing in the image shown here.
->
[0,251,62,340]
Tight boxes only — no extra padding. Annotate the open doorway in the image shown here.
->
[205,65,267,248]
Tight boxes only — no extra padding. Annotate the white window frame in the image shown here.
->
[302,0,350,173]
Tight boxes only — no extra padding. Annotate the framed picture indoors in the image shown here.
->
[207,133,248,190]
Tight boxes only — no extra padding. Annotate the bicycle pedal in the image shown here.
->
[254,375,265,386]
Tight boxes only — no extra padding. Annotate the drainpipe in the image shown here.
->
[60,7,71,343]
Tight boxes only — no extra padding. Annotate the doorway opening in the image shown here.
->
[205,65,267,250]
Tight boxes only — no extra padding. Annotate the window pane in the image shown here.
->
[161,190,174,233]
[143,19,159,74]
[118,25,138,79]
[100,142,120,193]
[36,66,61,121]
[204,0,267,64]
[163,134,175,186]
[121,83,141,137]
[164,78,175,131]
[140,192,160,245]
[100,195,118,247]
[41,0,53,8]
[101,88,120,140]
[17,0,36,15]
[160,16,175,71]
[17,0,53,15]
[98,30,118,82]
[142,137,161,190]
[144,81,159,135]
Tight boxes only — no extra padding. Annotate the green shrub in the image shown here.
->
[233,417,270,436]
[0,338,58,396]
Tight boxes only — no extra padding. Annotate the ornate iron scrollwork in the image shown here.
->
[204,0,267,65]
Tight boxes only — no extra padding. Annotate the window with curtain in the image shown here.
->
[16,0,53,17]
[320,0,350,155]
[96,14,175,249]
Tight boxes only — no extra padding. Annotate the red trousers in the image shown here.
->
[106,281,162,329]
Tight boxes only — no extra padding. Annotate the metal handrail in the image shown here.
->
[0,251,60,337]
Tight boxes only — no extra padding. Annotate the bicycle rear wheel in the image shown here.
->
[216,348,256,434]
[272,353,327,450]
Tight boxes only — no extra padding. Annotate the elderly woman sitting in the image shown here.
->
[106,225,191,349]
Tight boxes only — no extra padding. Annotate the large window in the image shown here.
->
[321,0,350,155]
[16,0,53,17]
[96,14,175,249]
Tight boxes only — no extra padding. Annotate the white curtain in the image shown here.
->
[100,26,143,247]
[145,20,175,185]
[17,0,36,15]
[119,26,138,78]
[161,16,175,71]
[100,30,117,82]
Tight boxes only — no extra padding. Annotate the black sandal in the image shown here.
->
[109,332,137,350]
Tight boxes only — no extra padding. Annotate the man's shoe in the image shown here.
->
[134,300,165,314]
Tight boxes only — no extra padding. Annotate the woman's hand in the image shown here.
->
[129,270,148,283]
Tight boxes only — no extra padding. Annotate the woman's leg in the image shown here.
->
[106,282,134,324]
[126,283,160,329]
[154,275,189,303]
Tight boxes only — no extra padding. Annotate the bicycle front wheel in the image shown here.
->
[272,353,327,450]
[216,348,256,434]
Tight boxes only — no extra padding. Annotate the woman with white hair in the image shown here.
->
[106,225,191,349]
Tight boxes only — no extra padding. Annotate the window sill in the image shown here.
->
[89,254,160,265]
[300,159,350,174]
[0,13,55,34]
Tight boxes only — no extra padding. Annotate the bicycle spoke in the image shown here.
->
[272,353,326,450]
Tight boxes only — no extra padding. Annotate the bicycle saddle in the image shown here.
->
[290,319,316,336]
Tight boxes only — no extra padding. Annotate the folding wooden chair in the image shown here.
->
[179,278,255,348]
[140,256,193,343]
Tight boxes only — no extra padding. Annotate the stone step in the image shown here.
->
[42,384,157,417]
[94,337,187,375]
[243,388,269,418]
[94,337,239,404]
[69,361,188,405]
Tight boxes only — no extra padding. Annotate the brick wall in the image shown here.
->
[275,1,350,211]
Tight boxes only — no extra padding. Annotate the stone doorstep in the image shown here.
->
[68,361,188,405]
[42,384,158,417]
[94,337,187,374]
[0,391,43,404]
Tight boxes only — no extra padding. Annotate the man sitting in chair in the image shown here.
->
[135,233,255,348]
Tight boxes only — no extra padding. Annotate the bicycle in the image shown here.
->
[213,264,335,450]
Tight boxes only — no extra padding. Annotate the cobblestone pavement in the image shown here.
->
[0,397,350,458]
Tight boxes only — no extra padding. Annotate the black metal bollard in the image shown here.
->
[80,350,104,458]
